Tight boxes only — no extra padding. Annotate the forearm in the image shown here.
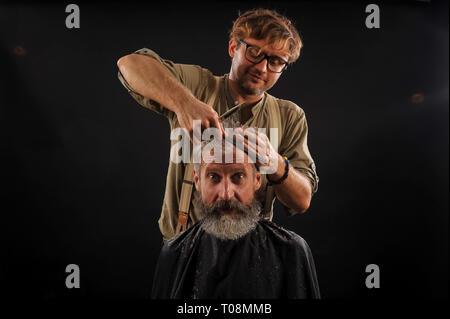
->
[271,155,312,214]
[117,53,196,114]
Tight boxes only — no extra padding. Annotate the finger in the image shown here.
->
[186,127,194,143]
[235,130,262,162]
[233,132,247,151]
[255,133,269,157]
[213,116,225,137]
[231,133,252,162]
[222,121,228,138]
[242,132,265,158]
[192,127,201,144]
[236,134,268,165]
[241,129,267,155]
[242,128,256,139]
[203,119,210,130]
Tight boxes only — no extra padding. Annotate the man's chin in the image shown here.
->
[195,195,262,241]
[238,77,265,95]
[199,206,261,241]
[242,83,265,95]
[201,214,258,241]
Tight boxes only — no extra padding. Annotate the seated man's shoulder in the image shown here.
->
[162,222,204,252]
[258,220,310,251]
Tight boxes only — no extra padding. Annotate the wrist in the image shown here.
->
[269,154,285,180]
[267,156,290,186]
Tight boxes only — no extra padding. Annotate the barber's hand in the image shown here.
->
[235,128,281,175]
[175,99,225,142]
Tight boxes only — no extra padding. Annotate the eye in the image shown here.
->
[231,173,245,183]
[269,57,284,66]
[208,173,221,183]
[248,46,263,58]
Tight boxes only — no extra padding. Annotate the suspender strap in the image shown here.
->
[175,76,221,235]
[175,162,194,235]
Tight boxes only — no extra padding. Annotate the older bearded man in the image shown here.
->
[151,136,320,299]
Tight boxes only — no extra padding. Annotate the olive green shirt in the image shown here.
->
[118,48,319,239]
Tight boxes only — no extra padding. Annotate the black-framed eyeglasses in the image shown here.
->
[238,40,289,73]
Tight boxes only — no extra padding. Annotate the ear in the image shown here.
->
[228,38,237,58]
[254,170,262,191]
[194,168,200,191]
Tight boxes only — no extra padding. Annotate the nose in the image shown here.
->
[254,58,268,73]
[218,179,235,201]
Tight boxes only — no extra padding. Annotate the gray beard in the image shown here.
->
[195,193,261,241]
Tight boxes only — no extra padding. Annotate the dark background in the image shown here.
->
[0,0,448,299]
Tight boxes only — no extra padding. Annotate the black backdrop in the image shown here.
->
[0,0,448,299]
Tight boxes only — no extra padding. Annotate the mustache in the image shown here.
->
[204,199,248,215]
[195,194,262,240]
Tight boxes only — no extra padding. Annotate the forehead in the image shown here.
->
[243,37,290,60]
[203,162,253,174]
[202,144,250,164]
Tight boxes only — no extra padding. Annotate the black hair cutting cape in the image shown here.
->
[151,220,320,299]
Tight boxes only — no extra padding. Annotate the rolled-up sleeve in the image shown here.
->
[117,48,210,121]
[279,103,319,195]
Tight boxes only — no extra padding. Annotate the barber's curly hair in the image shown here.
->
[229,8,303,63]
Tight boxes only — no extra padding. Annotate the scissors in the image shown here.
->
[218,102,268,165]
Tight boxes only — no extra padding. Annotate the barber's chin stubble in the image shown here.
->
[194,193,261,240]
[241,81,263,96]
[236,73,263,96]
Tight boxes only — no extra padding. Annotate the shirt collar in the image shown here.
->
[223,73,267,125]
